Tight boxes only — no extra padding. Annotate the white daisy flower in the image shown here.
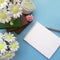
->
[3,32,16,42]
[0,0,9,9]
[8,2,22,19]
[0,8,11,24]
[3,51,15,60]
[13,0,21,4]
[10,41,19,52]
[0,40,7,54]
[0,33,3,38]
[0,33,19,60]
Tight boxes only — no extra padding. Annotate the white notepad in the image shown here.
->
[24,22,60,59]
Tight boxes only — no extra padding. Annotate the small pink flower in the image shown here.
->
[26,15,33,22]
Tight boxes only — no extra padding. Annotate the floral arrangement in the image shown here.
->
[0,32,19,60]
[0,0,35,24]
[0,0,22,24]
[0,0,35,60]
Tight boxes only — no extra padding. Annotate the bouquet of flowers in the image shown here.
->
[0,0,35,29]
[0,0,22,23]
[0,32,19,60]
[0,0,35,60]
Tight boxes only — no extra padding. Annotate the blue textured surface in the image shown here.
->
[0,0,60,60]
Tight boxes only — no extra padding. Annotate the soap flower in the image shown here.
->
[26,15,33,22]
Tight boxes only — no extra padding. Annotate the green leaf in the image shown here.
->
[0,18,21,29]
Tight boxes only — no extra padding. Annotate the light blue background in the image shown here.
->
[1,0,60,60]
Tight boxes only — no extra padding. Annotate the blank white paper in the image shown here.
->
[24,22,60,59]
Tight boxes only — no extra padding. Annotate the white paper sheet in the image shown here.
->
[24,22,60,59]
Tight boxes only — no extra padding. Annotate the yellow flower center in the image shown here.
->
[12,5,19,14]
[6,34,12,40]
[0,43,4,50]
[0,0,4,4]
[0,13,7,19]
[6,53,12,58]
[12,43,17,49]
